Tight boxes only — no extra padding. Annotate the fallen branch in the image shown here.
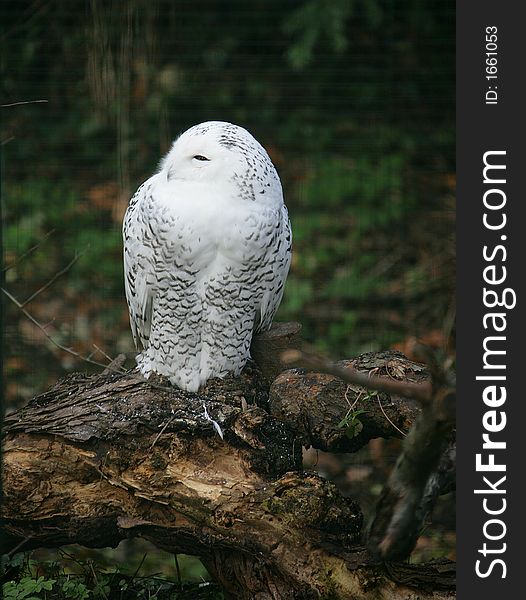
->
[277,345,456,561]
[2,330,455,599]
[271,350,428,452]
[281,348,431,405]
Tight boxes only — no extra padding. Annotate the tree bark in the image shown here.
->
[2,325,455,599]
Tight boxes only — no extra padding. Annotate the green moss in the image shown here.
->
[265,480,362,540]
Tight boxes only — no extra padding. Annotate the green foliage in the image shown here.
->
[3,178,124,298]
[60,580,91,599]
[283,0,352,69]
[338,390,379,438]
[3,576,56,600]
[338,408,367,439]
[283,0,386,69]
[1,551,223,600]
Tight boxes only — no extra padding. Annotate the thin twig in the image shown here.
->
[100,354,128,376]
[344,384,360,411]
[93,343,115,363]
[281,349,431,405]
[40,317,56,330]
[377,396,407,437]
[2,229,56,273]
[131,553,148,581]
[58,549,89,571]
[6,535,33,557]
[88,561,108,600]
[0,0,50,41]
[0,99,48,107]
[150,416,176,449]
[2,286,125,373]
[20,252,84,307]
[174,554,182,589]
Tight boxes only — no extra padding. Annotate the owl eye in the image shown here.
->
[193,155,210,161]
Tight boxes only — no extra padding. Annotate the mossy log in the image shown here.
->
[2,324,455,599]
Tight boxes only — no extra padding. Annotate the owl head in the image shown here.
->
[159,121,281,199]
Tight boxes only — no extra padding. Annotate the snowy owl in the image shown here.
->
[123,121,291,392]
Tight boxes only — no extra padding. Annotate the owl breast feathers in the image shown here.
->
[123,121,292,392]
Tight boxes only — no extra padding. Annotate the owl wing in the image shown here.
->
[254,204,292,333]
[123,181,156,350]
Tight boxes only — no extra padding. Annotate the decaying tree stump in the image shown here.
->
[2,324,456,599]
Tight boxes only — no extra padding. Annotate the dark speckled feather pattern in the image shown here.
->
[123,121,291,392]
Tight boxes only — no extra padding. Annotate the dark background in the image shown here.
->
[1,0,455,589]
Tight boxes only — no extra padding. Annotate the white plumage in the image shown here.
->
[123,121,291,392]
